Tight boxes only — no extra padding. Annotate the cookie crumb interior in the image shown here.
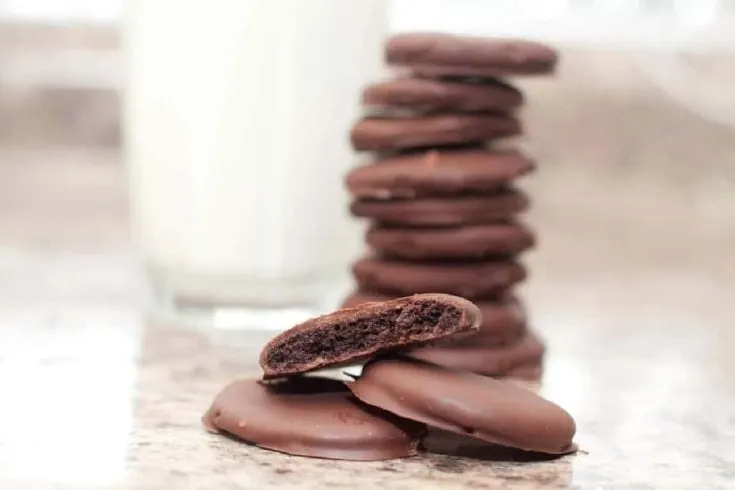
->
[265,299,462,372]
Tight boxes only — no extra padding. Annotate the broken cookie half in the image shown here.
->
[259,293,481,379]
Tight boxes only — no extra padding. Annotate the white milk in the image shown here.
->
[125,0,387,324]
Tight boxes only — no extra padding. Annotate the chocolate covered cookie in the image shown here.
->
[351,188,529,227]
[351,113,520,152]
[349,358,576,454]
[346,149,534,199]
[387,33,558,77]
[363,76,523,113]
[260,293,481,379]
[352,257,526,299]
[202,377,425,461]
[366,222,535,260]
[408,331,545,376]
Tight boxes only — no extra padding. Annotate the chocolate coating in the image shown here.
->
[349,358,576,454]
[351,188,529,227]
[366,222,535,260]
[346,149,534,199]
[446,297,528,346]
[351,113,520,152]
[387,33,558,77]
[423,429,574,461]
[506,362,544,381]
[260,293,481,379]
[352,257,526,299]
[362,76,523,113]
[408,331,545,376]
[202,377,425,461]
[341,291,526,345]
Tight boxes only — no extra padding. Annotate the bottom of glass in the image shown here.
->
[146,263,349,332]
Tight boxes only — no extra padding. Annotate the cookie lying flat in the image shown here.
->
[366,222,535,260]
[349,358,576,454]
[202,377,425,461]
[352,257,526,299]
[346,149,534,200]
[260,293,481,379]
[351,113,520,151]
[408,331,545,376]
[362,77,523,113]
[342,291,526,345]
[351,188,529,227]
[387,33,558,77]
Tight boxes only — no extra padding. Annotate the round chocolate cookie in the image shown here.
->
[351,113,520,152]
[366,222,535,260]
[202,377,425,461]
[341,291,526,345]
[260,293,481,379]
[386,33,558,77]
[362,76,523,113]
[350,188,529,227]
[349,358,576,454]
[346,149,534,199]
[352,257,526,299]
[407,331,545,376]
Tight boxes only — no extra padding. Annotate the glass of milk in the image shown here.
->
[124,0,388,330]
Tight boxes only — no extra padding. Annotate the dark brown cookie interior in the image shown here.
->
[260,294,481,378]
[341,291,527,345]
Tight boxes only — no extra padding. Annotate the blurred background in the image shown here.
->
[2,0,734,317]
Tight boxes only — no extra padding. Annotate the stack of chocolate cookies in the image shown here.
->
[343,33,558,380]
